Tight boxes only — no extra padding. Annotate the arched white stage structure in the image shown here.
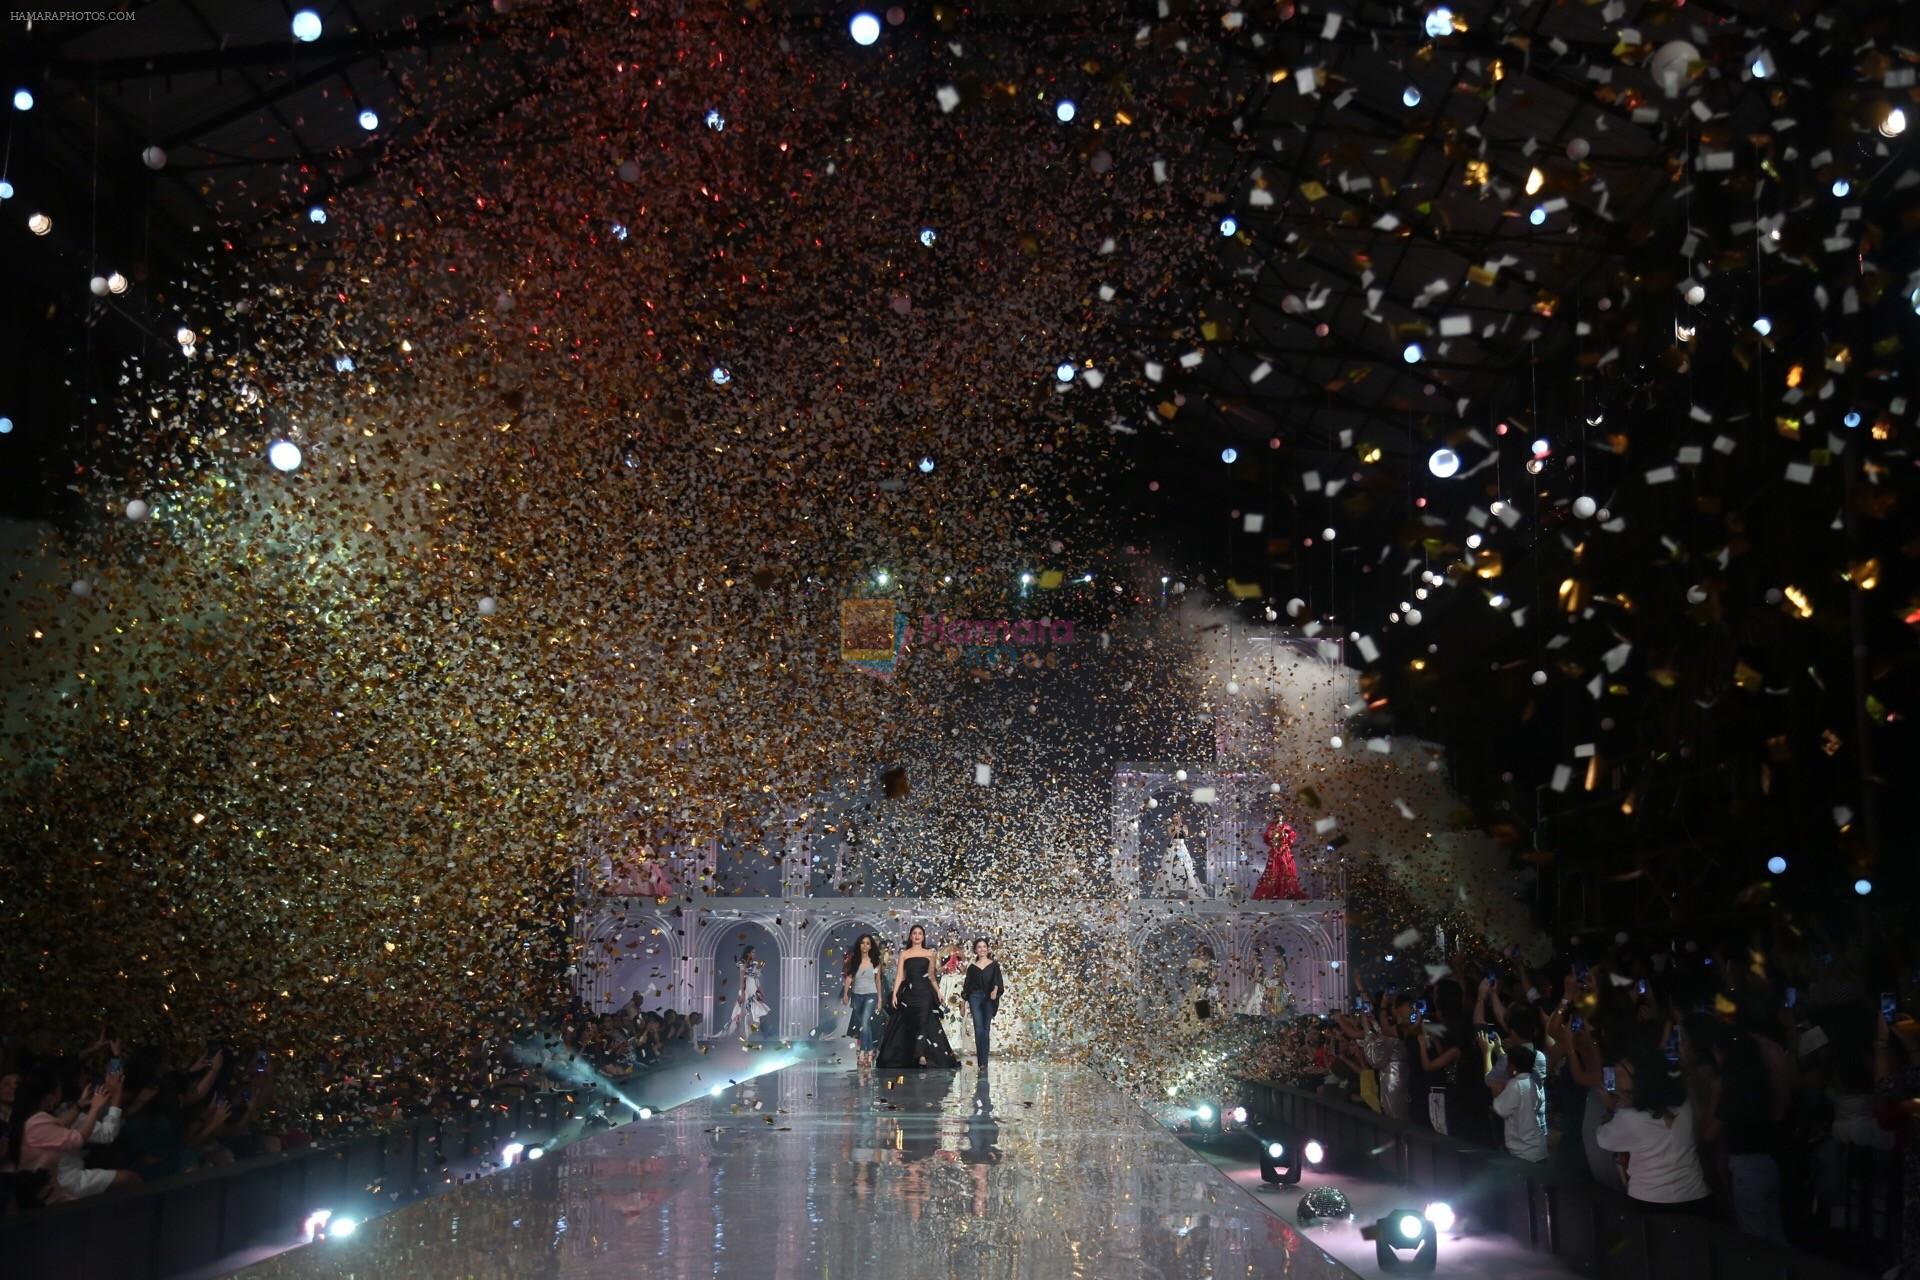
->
[576,761,1348,1043]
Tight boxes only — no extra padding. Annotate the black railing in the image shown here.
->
[0,1090,585,1280]
[1237,1079,1881,1280]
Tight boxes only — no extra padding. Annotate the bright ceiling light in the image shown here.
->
[291,9,322,42]
[849,12,881,45]
[1525,166,1544,195]
[1056,99,1077,123]
[1882,107,1907,138]
[1423,7,1454,38]
[1428,447,1460,479]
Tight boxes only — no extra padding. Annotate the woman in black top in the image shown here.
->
[962,939,1005,1069]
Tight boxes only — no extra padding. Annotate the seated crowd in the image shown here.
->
[1245,928,1919,1271]
[0,997,708,1219]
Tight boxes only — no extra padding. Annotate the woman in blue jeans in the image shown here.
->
[842,935,885,1068]
[961,939,1005,1069]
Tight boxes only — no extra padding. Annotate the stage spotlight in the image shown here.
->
[268,440,303,472]
[1055,99,1077,123]
[709,1084,727,1097]
[636,1107,654,1119]
[1767,855,1787,874]
[848,12,881,45]
[328,1216,359,1240]
[501,1141,525,1165]
[1423,7,1454,38]
[1303,1139,1326,1165]
[1427,447,1460,479]
[1372,1209,1438,1271]
[1424,1201,1456,1231]
[1194,1103,1215,1123]
[303,1209,334,1242]
[13,88,33,112]
[291,9,322,42]
[1230,1106,1248,1125]
[1258,1133,1302,1185]
[526,1145,545,1160]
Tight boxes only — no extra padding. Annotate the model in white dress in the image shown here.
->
[1240,956,1292,1018]
[724,952,771,1037]
[1159,813,1204,897]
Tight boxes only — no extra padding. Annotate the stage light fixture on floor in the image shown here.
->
[1303,1139,1326,1166]
[1369,1209,1437,1271]
[1230,1105,1248,1125]
[501,1141,526,1166]
[1423,1201,1455,1232]
[328,1215,360,1240]
[1258,1134,1301,1186]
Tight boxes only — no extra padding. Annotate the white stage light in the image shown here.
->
[1303,1140,1326,1164]
[292,10,322,42]
[13,89,33,112]
[1056,99,1077,123]
[1230,1106,1248,1124]
[28,212,51,235]
[1219,216,1238,236]
[526,1145,545,1160]
[637,1107,654,1119]
[1221,448,1238,464]
[358,109,379,131]
[309,206,328,224]
[1194,1103,1215,1122]
[1855,879,1873,896]
[1427,447,1460,479]
[303,1209,333,1242]
[328,1216,358,1239]
[849,12,881,45]
[268,440,303,472]
[1881,108,1906,138]
[1403,87,1421,107]
[1423,8,1453,38]
[711,366,732,385]
[1267,1141,1284,1158]
[107,272,128,294]
[501,1141,525,1165]
[1832,178,1851,197]
[1424,1201,1456,1231]
[710,1084,726,1097]
[1767,856,1787,874]
[1402,342,1423,363]
[1396,1212,1424,1241]
[918,456,934,473]
[1055,361,1076,382]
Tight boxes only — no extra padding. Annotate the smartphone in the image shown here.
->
[1784,987,1797,1009]
[1409,1012,1420,1026]
[1602,1066,1617,1093]
[107,1057,123,1076]
[1571,1015,1585,1032]
[1883,993,1897,1025]
[1636,979,1647,996]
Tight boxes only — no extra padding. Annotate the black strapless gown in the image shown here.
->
[875,956,960,1069]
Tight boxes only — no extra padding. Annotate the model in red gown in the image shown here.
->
[1252,817,1308,900]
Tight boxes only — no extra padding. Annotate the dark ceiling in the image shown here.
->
[3,0,1916,930]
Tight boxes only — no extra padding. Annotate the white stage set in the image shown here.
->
[575,771,1348,1044]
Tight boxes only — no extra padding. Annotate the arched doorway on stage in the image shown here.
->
[1234,918,1316,1020]
[596,915,685,1016]
[1136,919,1222,1028]
[710,921,782,1041]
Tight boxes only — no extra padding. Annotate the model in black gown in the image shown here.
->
[876,954,961,1069]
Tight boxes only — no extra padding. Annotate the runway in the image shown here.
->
[233,1058,1358,1279]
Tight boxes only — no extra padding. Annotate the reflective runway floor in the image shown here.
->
[235,1058,1358,1279]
